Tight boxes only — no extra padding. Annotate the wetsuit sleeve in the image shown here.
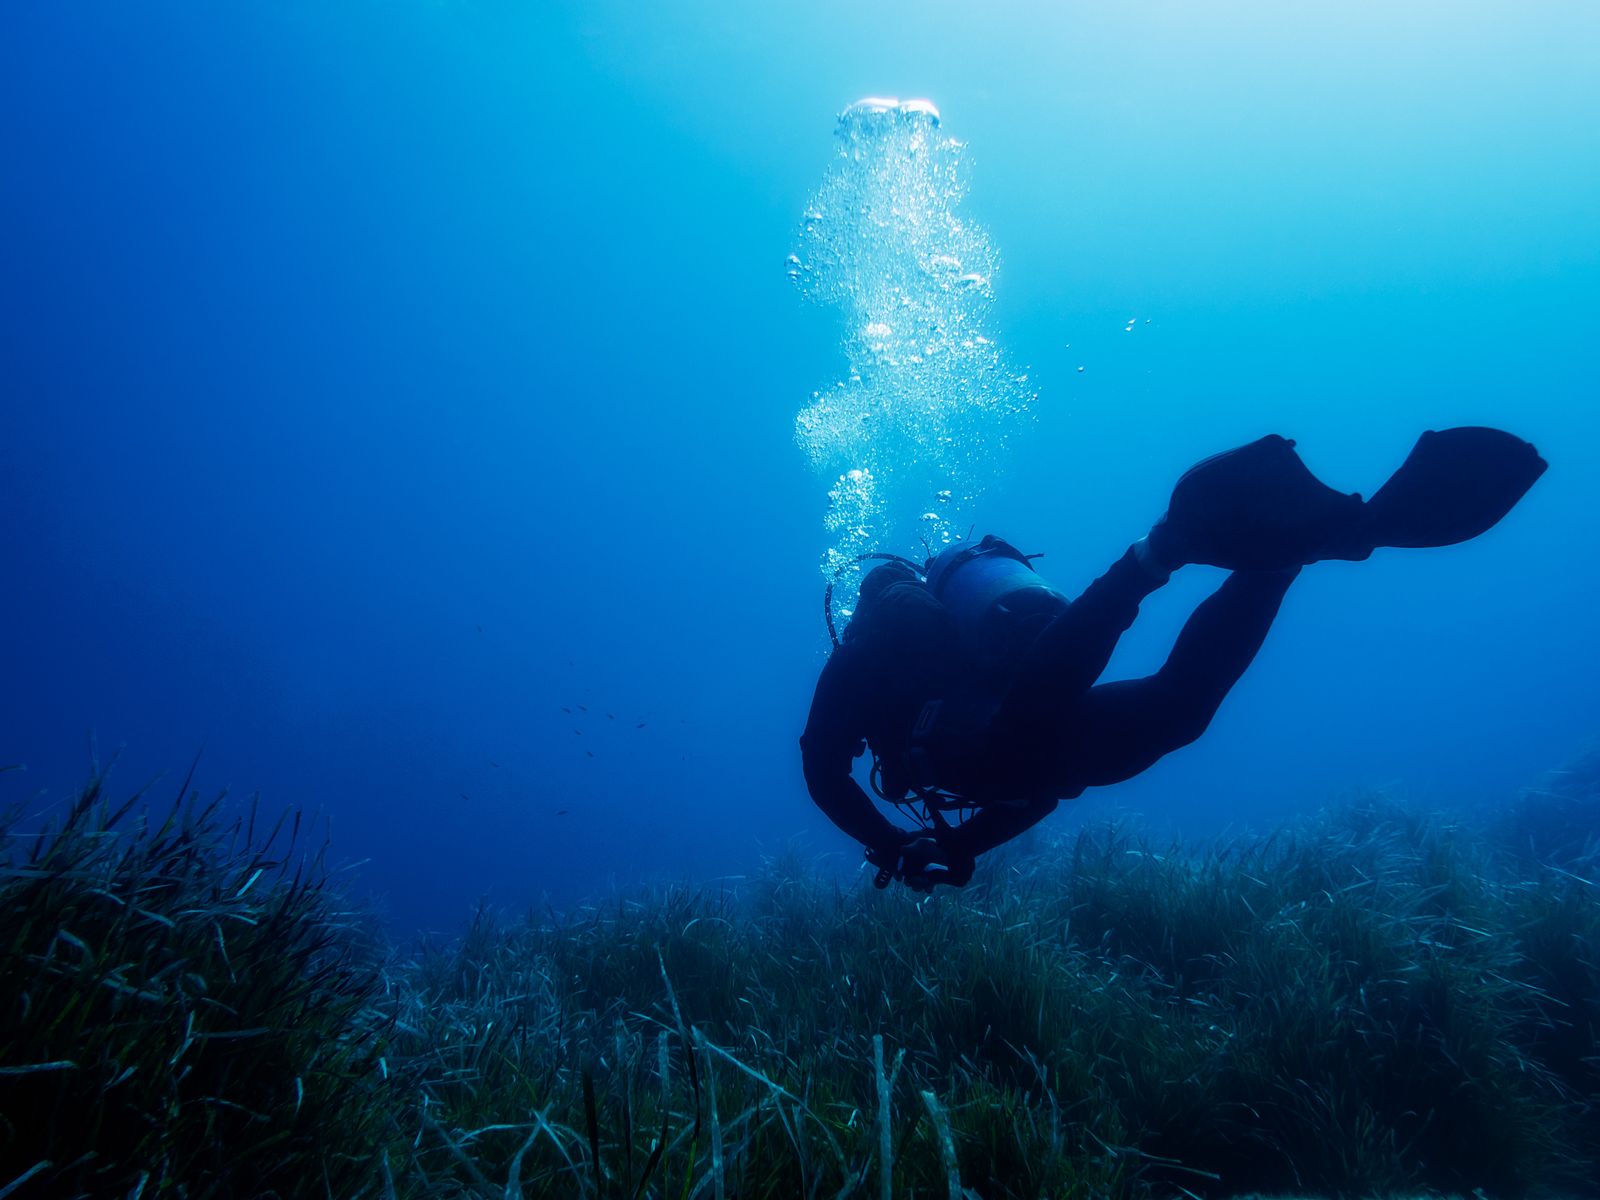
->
[800,645,907,854]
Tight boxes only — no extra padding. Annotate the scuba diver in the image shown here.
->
[800,428,1546,892]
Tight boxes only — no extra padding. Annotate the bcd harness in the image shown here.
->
[824,535,1064,832]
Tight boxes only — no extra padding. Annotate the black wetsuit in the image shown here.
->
[800,546,1298,862]
[800,577,965,853]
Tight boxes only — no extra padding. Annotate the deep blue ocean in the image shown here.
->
[3,2,1596,935]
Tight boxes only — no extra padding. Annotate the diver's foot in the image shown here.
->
[1146,434,1368,572]
[1144,505,1372,573]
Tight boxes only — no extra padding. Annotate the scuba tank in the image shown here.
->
[923,534,1068,681]
[818,535,1066,814]
[823,536,1065,672]
[902,535,1069,805]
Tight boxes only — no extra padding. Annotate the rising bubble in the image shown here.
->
[791,97,1035,597]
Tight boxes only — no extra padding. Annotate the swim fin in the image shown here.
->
[1359,426,1547,551]
[1149,427,1546,571]
[1149,434,1366,571]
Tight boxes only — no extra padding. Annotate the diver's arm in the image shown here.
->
[800,646,908,853]
[938,795,1059,860]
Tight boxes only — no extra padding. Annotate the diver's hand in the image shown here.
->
[864,838,913,889]
[866,837,975,892]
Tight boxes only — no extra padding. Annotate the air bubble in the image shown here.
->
[795,99,1034,580]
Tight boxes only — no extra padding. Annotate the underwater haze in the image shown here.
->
[3,1,1598,935]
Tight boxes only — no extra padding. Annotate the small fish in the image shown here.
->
[585,750,594,758]
[562,707,571,714]
[577,705,588,713]
[489,760,500,768]
[557,808,569,815]
[475,623,483,633]
[606,712,615,720]
[635,722,647,729]
[460,793,470,801]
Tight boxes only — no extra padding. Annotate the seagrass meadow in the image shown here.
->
[2,757,1598,1200]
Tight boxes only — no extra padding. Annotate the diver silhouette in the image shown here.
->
[801,428,1546,892]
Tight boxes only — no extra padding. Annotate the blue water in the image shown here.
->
[3,2,1596,933]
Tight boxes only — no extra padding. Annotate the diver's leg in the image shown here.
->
[1001,546,1167,718]
[947,567,1294,857]
[982,547,1167,790]
[1055,567,1299,789]
[935,545,1162,813]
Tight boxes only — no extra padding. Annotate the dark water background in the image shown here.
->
[3,2,1596,934]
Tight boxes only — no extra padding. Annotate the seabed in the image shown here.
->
[3,763,1598,1199]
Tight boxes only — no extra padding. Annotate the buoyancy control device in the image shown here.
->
[821,535,1068,824]
[922,535,1068,682]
